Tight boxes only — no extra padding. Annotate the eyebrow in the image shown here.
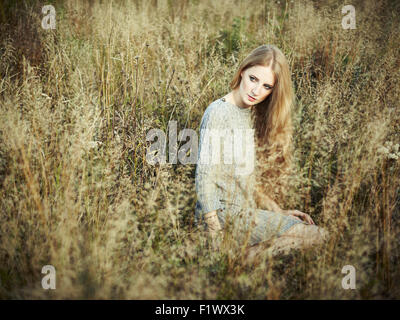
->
[250,74,274,87]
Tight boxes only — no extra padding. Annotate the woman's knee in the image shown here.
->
[317,226,330,242]
[282,223,329,246]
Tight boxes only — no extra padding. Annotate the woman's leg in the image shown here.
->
[245,223,329,261]
[268,223,330,255]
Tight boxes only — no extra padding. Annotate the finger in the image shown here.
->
[303,214,310,224]
[293,213,306,221]
[295,211,313,224]
[305,216,312,224]
[307,215,315,225]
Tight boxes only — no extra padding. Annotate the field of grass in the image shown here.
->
[0,0,399,299]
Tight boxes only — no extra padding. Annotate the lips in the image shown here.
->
[247,94,256,102]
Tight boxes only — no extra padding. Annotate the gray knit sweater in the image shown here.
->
[194,97,258,225]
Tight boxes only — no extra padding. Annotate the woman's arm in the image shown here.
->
[254,191,285,214]
[254,188,315,224]
[195,106,224,222]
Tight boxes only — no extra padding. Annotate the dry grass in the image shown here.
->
[0,0,399,299]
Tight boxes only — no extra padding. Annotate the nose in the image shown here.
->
[251,84,262,96]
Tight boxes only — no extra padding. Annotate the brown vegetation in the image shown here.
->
[0,0,399,299]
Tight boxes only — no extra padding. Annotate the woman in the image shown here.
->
[195,45,329,256]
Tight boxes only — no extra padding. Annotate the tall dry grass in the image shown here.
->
[0,0,399,299]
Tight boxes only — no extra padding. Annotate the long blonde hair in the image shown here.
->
[230,44,294,202]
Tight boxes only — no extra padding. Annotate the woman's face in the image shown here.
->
[238,65,275,107]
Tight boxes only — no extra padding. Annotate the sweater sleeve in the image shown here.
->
[194,105,224,221]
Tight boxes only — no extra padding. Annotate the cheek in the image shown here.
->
[240,79,249,92]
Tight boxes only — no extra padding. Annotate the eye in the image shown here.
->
[249,75,256,81]
[264,85,273,90]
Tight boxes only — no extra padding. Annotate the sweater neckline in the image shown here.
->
[220,97,252,113]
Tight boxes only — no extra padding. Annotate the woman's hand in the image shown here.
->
[204,210,222,250]
[283,209,315,225]
[204,210,222,236]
